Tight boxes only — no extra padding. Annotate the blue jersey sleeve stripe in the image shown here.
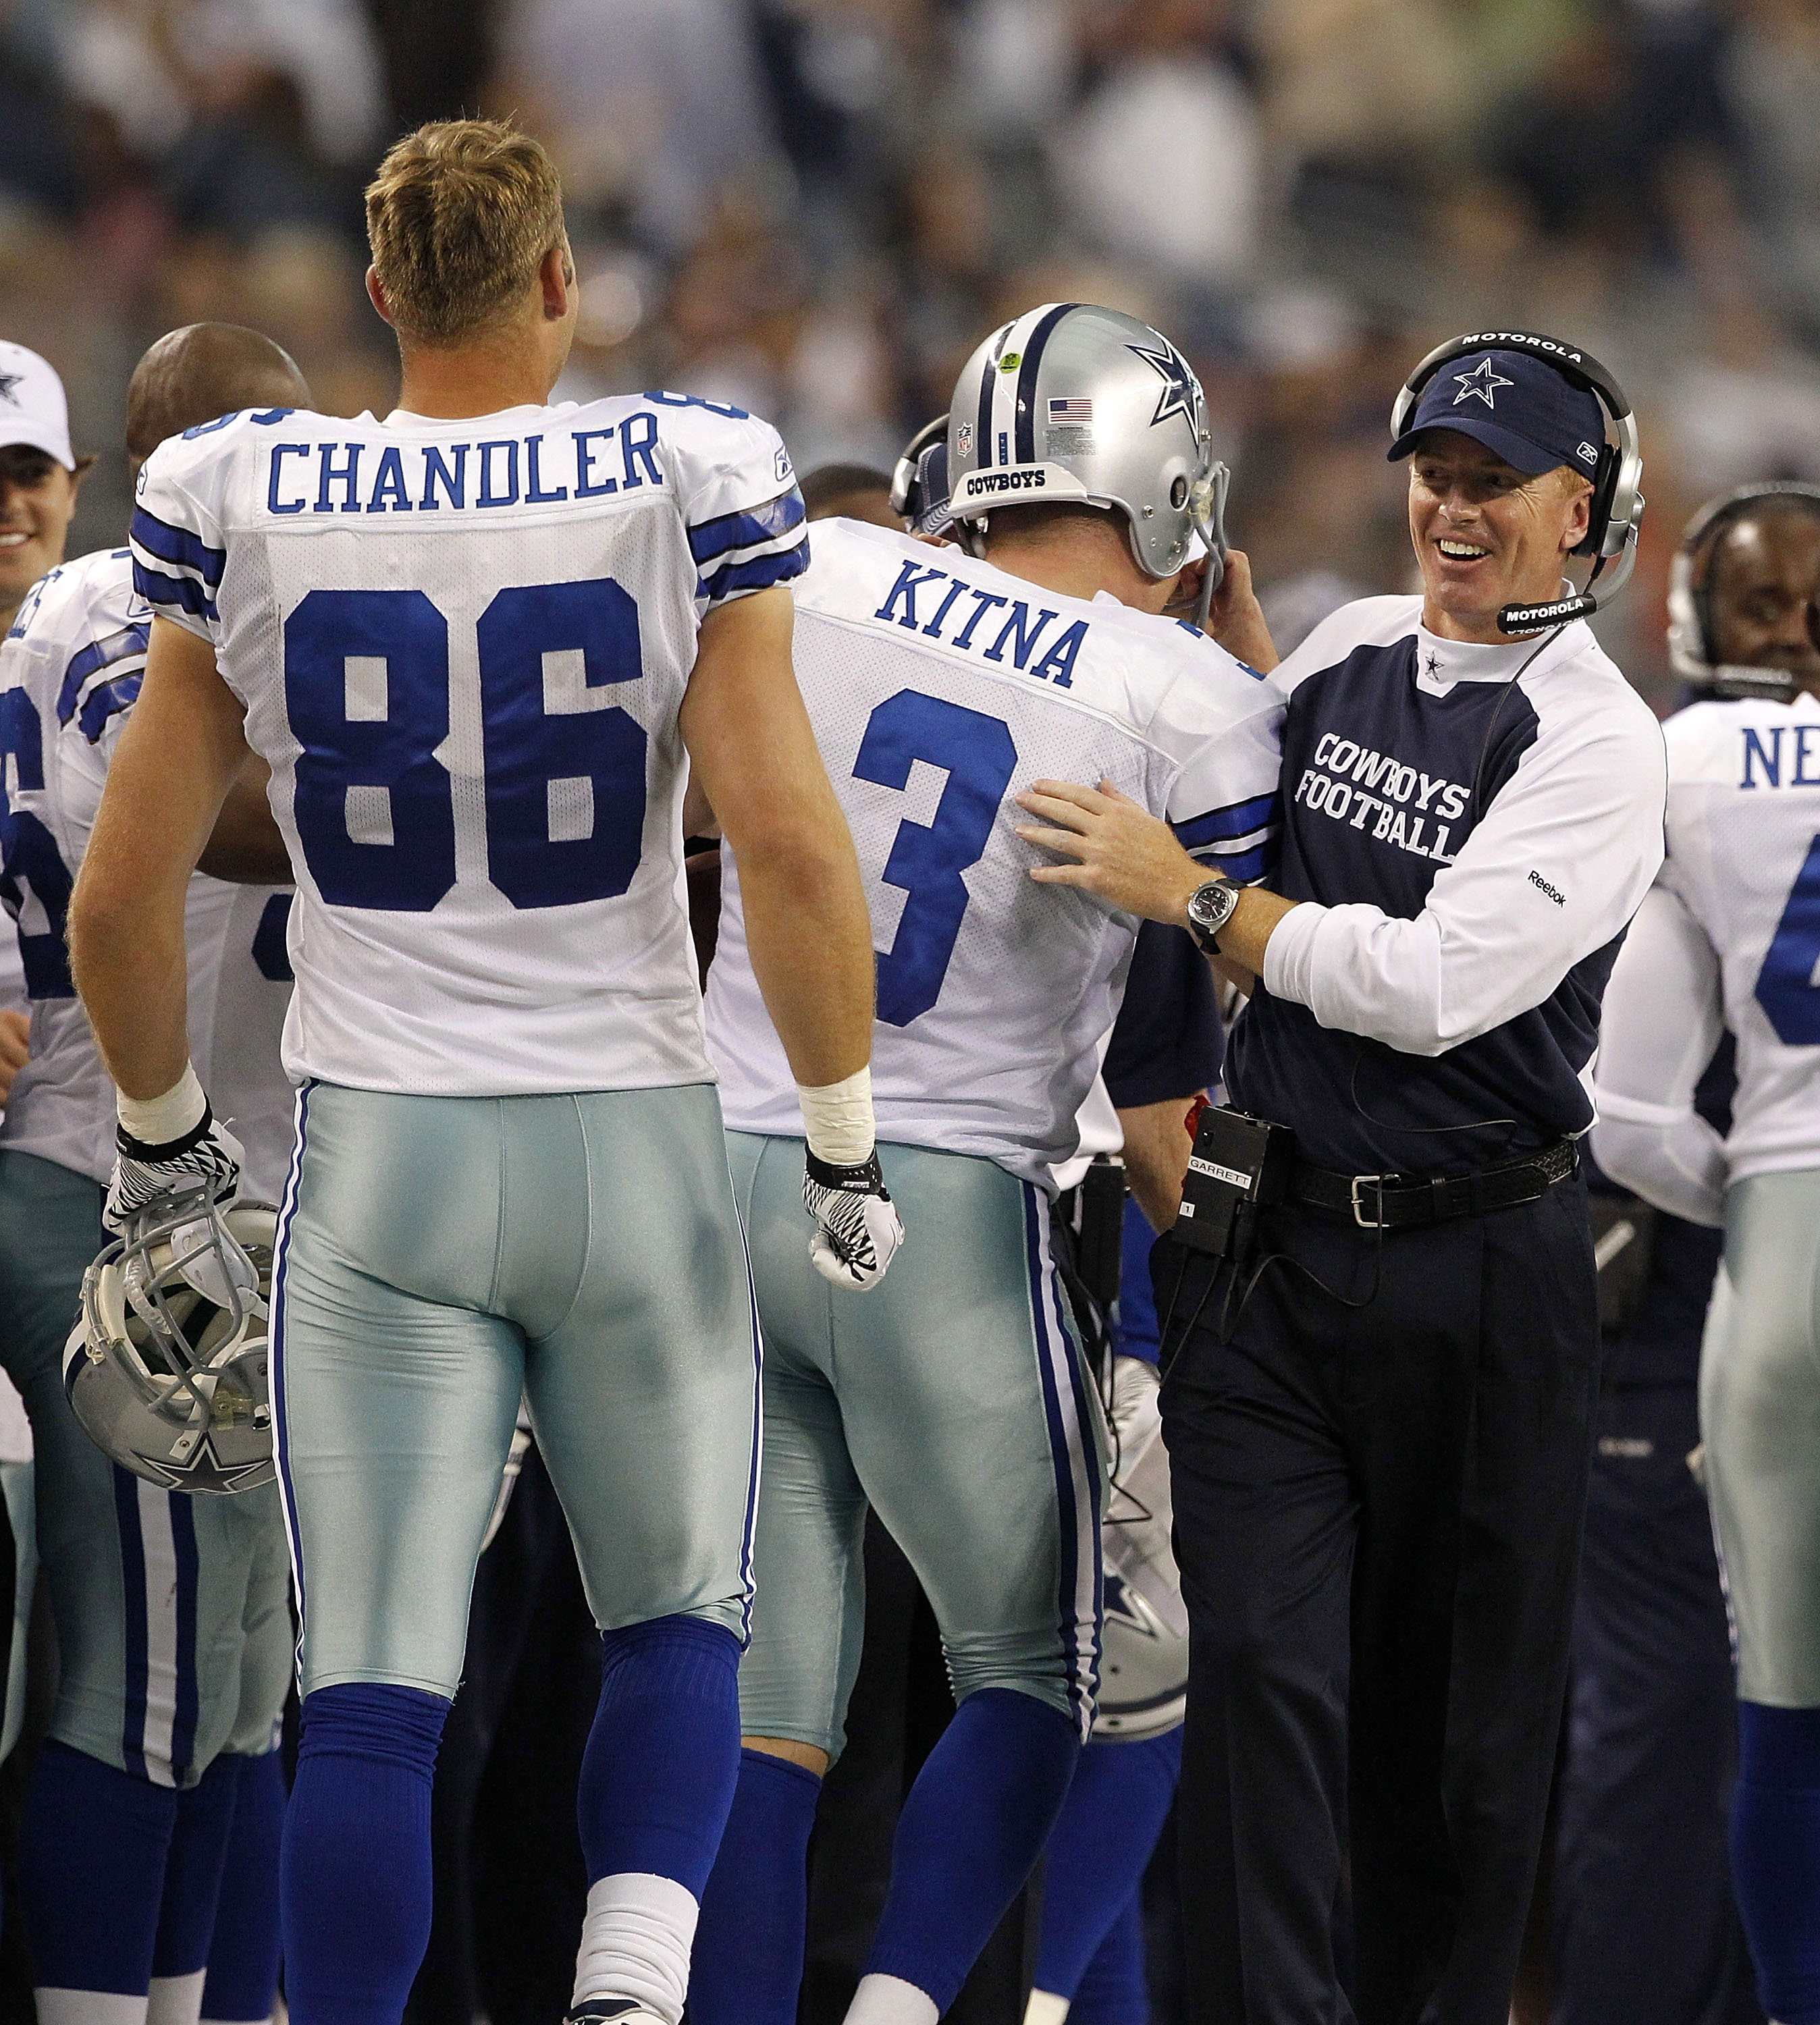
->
[1188,839,1273,882]
[131,558,217,624]
[699,536,810,605]
[688,487,807,566]
[129,506,225,587]
[78,672,144,745]
[1173,791,1281,850]
[57,623,151,726]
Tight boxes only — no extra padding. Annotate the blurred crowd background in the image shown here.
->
[4,0,1819,705]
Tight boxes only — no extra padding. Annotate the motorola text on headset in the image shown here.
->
[1390,329,1645,635]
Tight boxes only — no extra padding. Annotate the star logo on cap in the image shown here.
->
[1452,357,1513,409]
[1129,338,1202,430]
[0,372,22,407]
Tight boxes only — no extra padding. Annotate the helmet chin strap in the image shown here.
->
[1188,463,1231,634]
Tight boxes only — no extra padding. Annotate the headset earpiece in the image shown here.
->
[1573,442,1620,560]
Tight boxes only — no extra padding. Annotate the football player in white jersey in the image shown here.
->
[67,121,891,2025]
[0,324,307,2025]
[687,304,1282,2025]
[1591,483,1820,2025]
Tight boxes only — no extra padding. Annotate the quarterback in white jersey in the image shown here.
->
[0,323,307,2025]
[689,304,1281,2025]
[1592,487,1820,2025]
[707,518,1280,1179]
[68,121,884,2025]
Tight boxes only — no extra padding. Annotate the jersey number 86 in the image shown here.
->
[286,578,645,912]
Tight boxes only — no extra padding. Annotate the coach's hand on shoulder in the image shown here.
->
[803,1150,905,1292]
[1015,779,1205,923]
[106,1066,244,1233]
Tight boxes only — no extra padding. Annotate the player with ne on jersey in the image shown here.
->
[66,119,893,2025]
[688,302,1282,2025]
[1593,483,1820,2025]
[0,323,306,2025]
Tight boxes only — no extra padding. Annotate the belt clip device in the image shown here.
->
[1171,1107,1293,1264]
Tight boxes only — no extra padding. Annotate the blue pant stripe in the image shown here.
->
[271,1081,313,1670]
[1022,1187,1097,1737]
[113,1465,151,1779]
[729,1170,764,1647]
[169,1492,201,1780]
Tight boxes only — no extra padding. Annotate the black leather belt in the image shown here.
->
[1290,1138,1579,1231]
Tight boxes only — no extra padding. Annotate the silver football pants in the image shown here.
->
[1701,1166,1820,1707]
[724,1131,1105,1760]
[273,1080,760,1699]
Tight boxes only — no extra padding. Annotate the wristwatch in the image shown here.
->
[1184,878,1241,956]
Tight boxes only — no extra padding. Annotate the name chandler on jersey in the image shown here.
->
[1291,730,1473,864]
[167,395,793,528]
[873,555,1092,688]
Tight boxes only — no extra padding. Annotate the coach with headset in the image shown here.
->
[1016,332,1667,2025]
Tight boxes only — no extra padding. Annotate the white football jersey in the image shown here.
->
[1655,693,1820,1181]
[0,547,296,1197]
[704,518,1283,1185]
[130,394,807,1098]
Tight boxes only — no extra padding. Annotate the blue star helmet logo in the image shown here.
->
[0,371,22,406]
[1451,356,1514,408]
[1128,338,1202,431]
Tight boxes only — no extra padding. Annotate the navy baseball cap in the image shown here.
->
[1388,348,1606,479]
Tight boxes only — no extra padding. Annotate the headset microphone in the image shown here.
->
[1497,591,1599,634]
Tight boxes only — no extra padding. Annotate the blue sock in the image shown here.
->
[153,1752,241,1979]
[1733,1701,1820,2025]
[1034,1729,1181,2002]
[865,1687,1082,2012]
[281,1682,448,2025]
[577,1615,743,1893]
[1069,1895,1149,2025]
[200,1754,286,2021]
[689,1748,822,2025]
[21,1739,178,1991]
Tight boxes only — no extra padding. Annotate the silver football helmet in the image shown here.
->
[1094,1355,1187,1741]
[65,1197,279,1495]
[945,302,1229,620]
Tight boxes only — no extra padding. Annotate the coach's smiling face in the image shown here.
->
[1407,429,1592,645]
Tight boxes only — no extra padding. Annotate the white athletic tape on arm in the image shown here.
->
[797,1065,876,1166]
[117,1062,207,1146]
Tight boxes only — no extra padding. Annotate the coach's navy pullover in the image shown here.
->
[1225,595,1666,1177]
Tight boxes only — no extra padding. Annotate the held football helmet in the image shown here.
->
[1094,1355,1187,1741]
[944,303,1229,621]
[65,1197,279,1495]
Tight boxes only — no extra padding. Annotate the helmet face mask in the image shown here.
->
[67,1199,279,1494]
[944,304,1228,605]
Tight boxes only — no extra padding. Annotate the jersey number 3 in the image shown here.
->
[855,689,1017,1027]
[1755,832,1820,1046]
[286,581,646,911]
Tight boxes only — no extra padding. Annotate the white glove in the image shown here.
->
[803,1150,905,1291]
[106,1105,244,1234]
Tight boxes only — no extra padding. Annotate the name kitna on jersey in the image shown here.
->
[1292,729,1473,863]
[872,556,1090,688]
